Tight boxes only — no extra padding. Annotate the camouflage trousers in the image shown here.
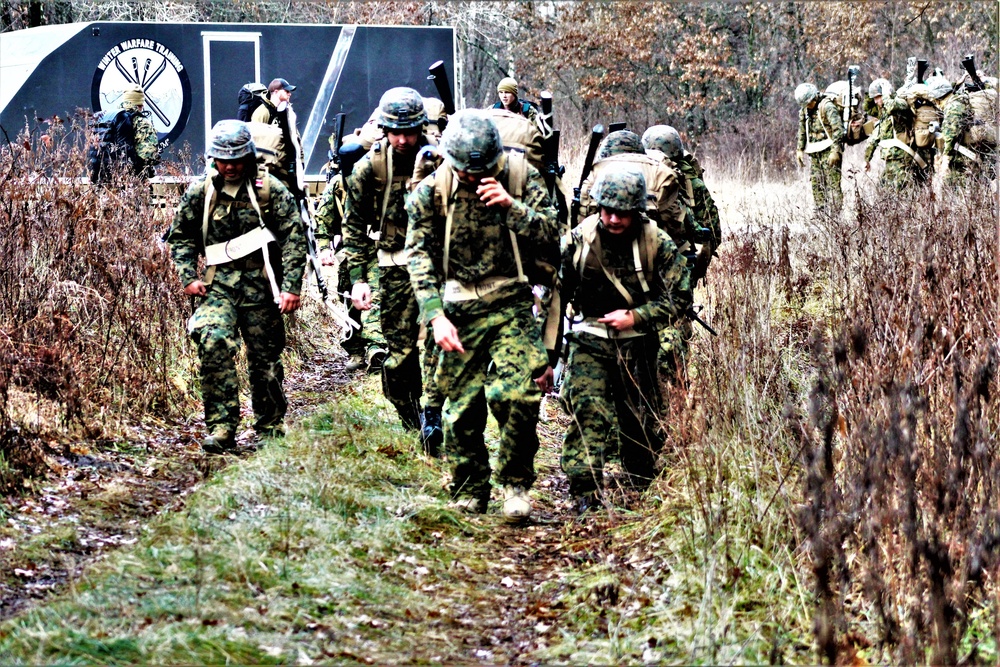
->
[560,332,663,495]
[810,148,842,213]
[880,158,917,190]
[343,261,385,356]
[188,283,287,436]
[378,265,442,427]
[436,294,548,501]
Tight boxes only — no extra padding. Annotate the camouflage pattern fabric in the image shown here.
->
[166,172,306,435]
[433,295,549,500]
[863,94,925,189]
[559,215,691,492]
[676,152,721,249]
[405,159,559,501]
[344,139,432,424]
[560,334,662,493]
[315,174,345,247]
[797,98,845,212]
[940,91,976,184]
[378,264,423,426]
[131,113,160,164]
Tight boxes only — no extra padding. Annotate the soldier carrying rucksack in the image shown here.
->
[88,83,160,184]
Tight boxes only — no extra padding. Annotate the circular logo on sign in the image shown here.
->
[91,38,192,145]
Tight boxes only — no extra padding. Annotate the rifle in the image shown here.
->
[538,91,567,227]
[571,124,604,227]
[326,112,346,183]
[608,121,627,133]
[961,54,986,91]
[427,60,456,130]
[844,65,860,131]
[687,306,718,336]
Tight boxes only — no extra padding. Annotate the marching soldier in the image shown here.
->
[795,82,846,214]
[863,78,928,188]
[405,110,559,521]
[166,120,306,453]
[344,87,443,450]
[559,168,692,511]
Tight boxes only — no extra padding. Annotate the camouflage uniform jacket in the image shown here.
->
[405,160,559,324]
[343,139,431,284]
[561,214,692,335]
[797,98,845,152]
[676,152,721,249]
[314,173,345,251]
[864,94,915,163]
[167,172,307,302]
[132,113,160,164]
[940,91,973,159]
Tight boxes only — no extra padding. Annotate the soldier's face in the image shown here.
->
[600,207,635,235]
[874,95,883,108]
[215,158,246,182]
[454,169,484,186]
[498,91,516,108]
[386,129,422,154]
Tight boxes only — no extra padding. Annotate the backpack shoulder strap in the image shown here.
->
[505,151,528,200]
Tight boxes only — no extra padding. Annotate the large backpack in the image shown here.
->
[965,88,999,148]
[486,107,545,171]
[88,108,144,183]
[245,121,289,179]
[572,214,660,306]
[237,83,268,122]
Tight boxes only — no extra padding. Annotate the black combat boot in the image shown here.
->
[419,406,444,458]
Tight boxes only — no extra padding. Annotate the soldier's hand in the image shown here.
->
[796,150,805,167]
[320,248,336,266]
[534,366,555,394]
[183,280,207,297]
[598,309,635,331]
[278,292,301,314]
[351,282,373,311]
[477,177,513,209]
[431,315,465,353]
[827,150,840,167]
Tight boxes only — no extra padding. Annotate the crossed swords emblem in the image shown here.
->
[114,54,171,127]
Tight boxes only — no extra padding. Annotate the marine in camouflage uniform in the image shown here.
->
[111,84,160,178]
[935,80,983,186]
[640,125,717,382]
[405,110,559,520]
[345,87,443,443]
[795,83,845,213]
[559,168,692,510]
[166,120,306,452]
[863,79,927,189]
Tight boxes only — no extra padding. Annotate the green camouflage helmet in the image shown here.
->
[439,109,503,174]
[595,130,643,161]
[924,74,953,100]
[794,83,818,106]
[378,87,427,130]
[590,167,647,212]
[206,119,256,160]
[641,125,683,161]
[868,78,894,98]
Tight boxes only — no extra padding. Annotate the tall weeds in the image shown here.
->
[794,181,1000,663]
[0,115,192,439]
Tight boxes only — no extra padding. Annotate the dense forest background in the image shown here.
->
[3,0,997,165]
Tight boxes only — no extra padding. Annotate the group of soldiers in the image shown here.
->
[795,54,998,211]
[165,74,720,520]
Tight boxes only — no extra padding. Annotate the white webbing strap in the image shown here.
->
[574,317,644,339]
[204,226,277,265]
[378,146,395,231]
[244,181,282,303]
[878,138,928,168]
[955,143,979,161]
